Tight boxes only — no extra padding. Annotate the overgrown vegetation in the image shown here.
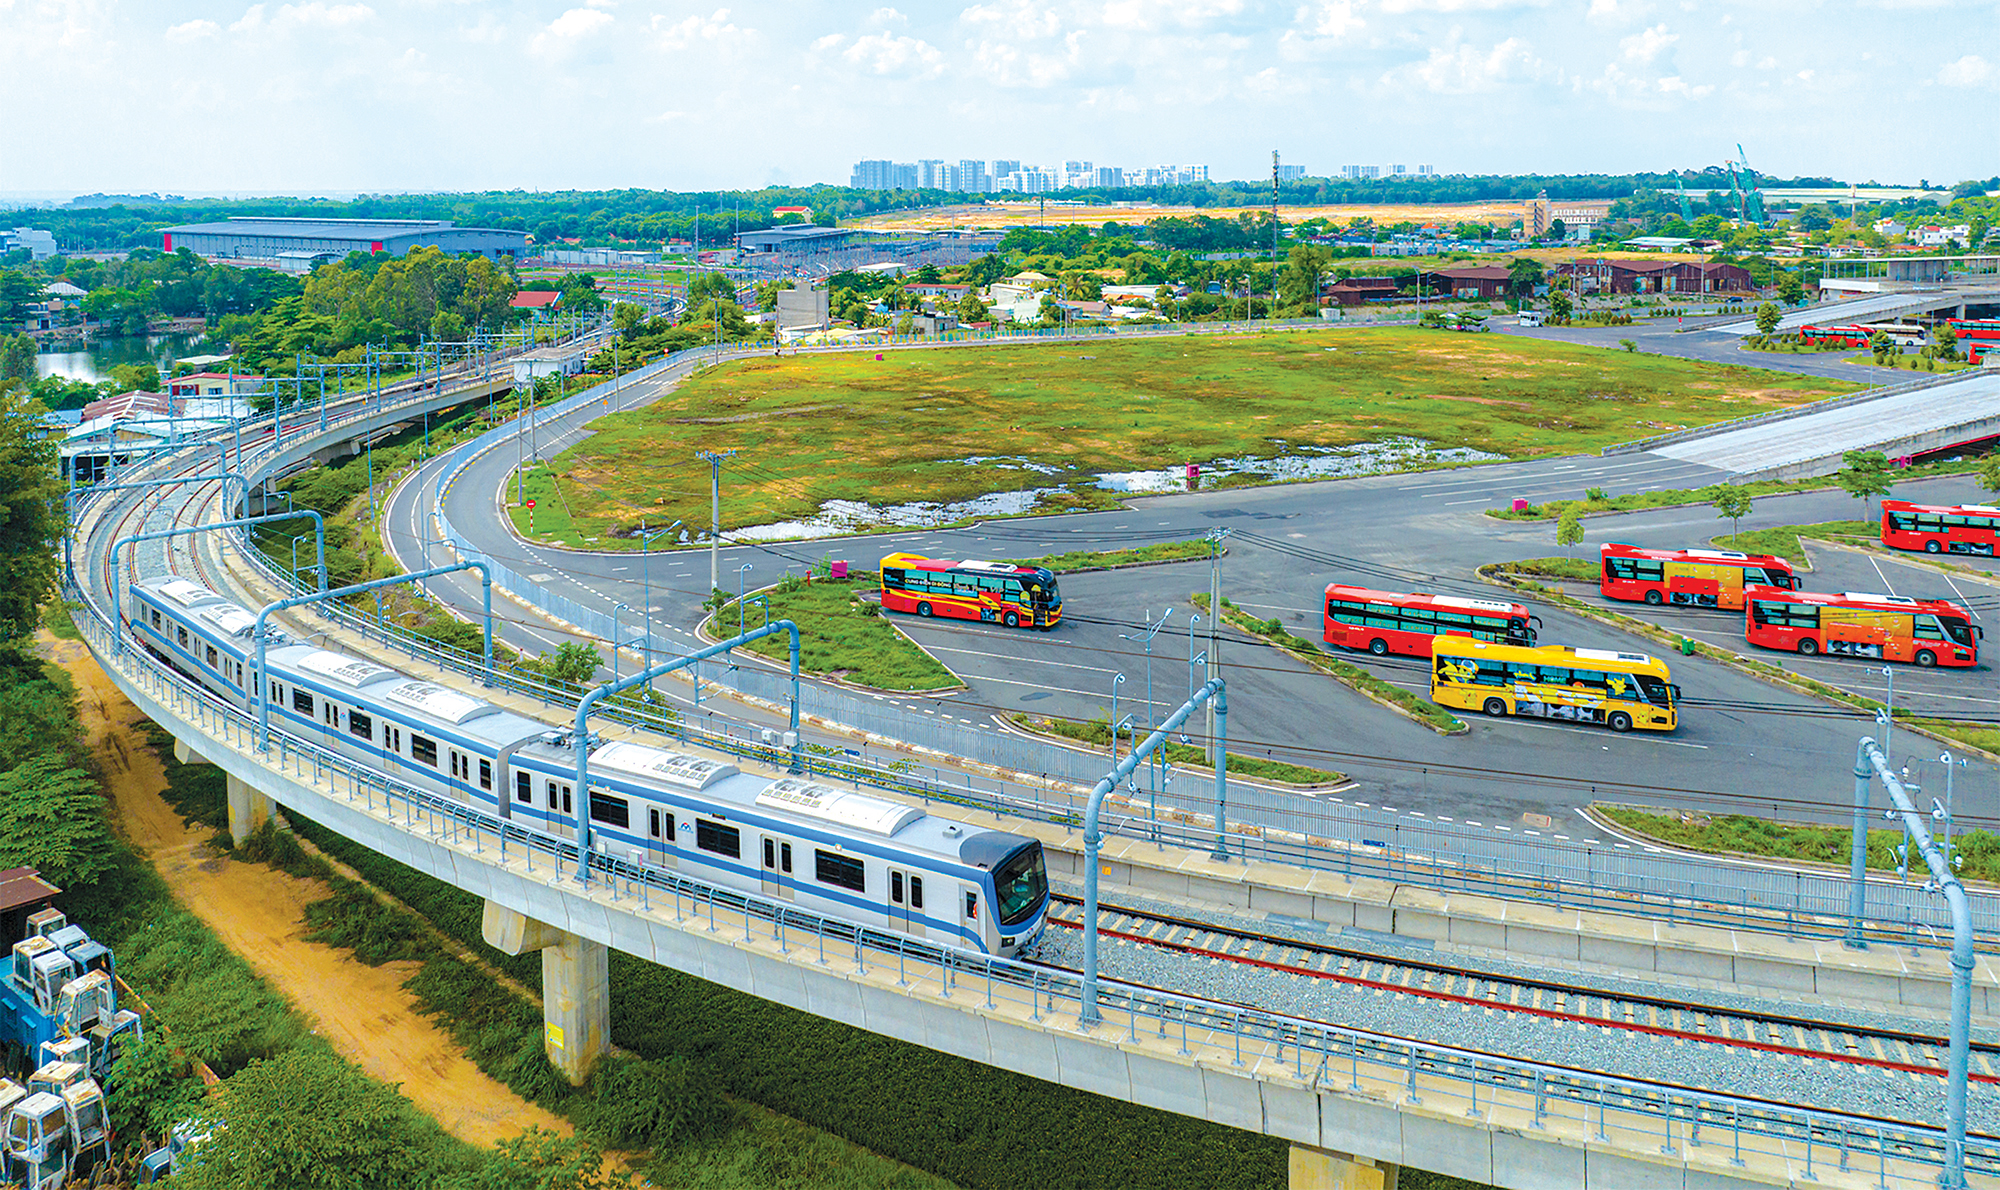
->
[1002,539,1218,572]
[1486,556,1600,582]
[1710,520,1876,564]
[1484,461,1976,522]
[1008,714,1345,786]
[514,330,1851,545]
[706,571,960,692]
[1192,593,1466,733]
[1598,805,2000,882]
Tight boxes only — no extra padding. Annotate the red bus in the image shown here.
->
[1799,323,1925,349]
[1323,585,1538,657]
[879,554,1061,629]
[1881,500,2000,556]
[1600,545,1799,610]
[1745,589,1980,667]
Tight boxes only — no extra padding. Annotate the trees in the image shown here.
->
[1935,323,1960,361]
[0,394,60,640]
[1753,302,1781,337]
[534,641,602,687]
[0,756,113,889]
[1836,450,1895,520]
[1507,257,1543,298]
[1547,287,1574,320]
[955,292,988,322]
[0,334,33,391]
[1869,330,1896,365]
[1710,485,1753,546]
[175,1047,437,1190]
[1777,273,1805,305]
[1556,507,1584,553]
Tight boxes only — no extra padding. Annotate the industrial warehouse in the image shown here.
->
[157,216,527,270]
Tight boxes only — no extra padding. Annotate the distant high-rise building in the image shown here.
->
[917,159,948,189]
[1416,164,1436,178]
[892,162,919,189]
[851,160,896,190]
[956,159,990,193]
[991,160,1021,181]
[1391,164,1407,176]
[1277,164,1306,180]
[1094,166,1125,188]
[1341,164,1381,180]
[1180,164,1209,183]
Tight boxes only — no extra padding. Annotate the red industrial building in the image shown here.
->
[1417,265,1515,300]
[1554,259,1755,296]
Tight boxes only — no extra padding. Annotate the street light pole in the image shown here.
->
[696,449,736,594]
[1109,673,1126,764]
[641,519,682,669]
[1205,527,1230,761]
[737,563,753,637]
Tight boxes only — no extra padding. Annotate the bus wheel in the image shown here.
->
[1643,590,1664,605]
[1797,638,1818,656]
[1916,650,1937,668]
[917,602,933,617]
[1369,638,1389,656]
[1482,698,1507,718]
[1924,540,1942,553]
[1004,611,1020,628]
[1607,711,1633,733]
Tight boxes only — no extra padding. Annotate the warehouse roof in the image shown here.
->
[161,216,496,240]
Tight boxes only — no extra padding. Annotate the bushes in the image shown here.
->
[584,1054,732,1151]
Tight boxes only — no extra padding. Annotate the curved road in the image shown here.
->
[383,330,2000,835]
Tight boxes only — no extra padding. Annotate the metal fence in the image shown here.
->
[60,598,2000,1190]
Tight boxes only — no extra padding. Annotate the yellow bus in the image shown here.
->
[1431,638,1679,733]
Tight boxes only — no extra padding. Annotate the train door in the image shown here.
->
[760,837,794,900]
[886,867,925,937]
[544,778,574,839]
[647,807,676,868]
[447,749,470,804]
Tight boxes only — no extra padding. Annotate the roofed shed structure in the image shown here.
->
[161,217,526,261]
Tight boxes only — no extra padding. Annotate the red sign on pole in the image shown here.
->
[525,499,536,508]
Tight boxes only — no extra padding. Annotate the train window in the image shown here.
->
[205,645,218,669]
[588,791,629,829]
[909,876,924,911]
[890,872,903,903]
[780,842,793,874]
[389,727,401,752]
[348,711,372,741]
[478,760,492,791]
[410,735,438,767]
[293,689,314,716]
[149,609,162,628]
[176,626,188,647]
[814,850,865,891]
[270,681,282,703]
[546,780,558,810]
[695,820,740,858]
[965,892,978,921]
[324,702,338,727]
[648,808,675,841]
[763,838,774,867]
[516,772,531,803]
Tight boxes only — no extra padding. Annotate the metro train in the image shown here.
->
[126,575,1048,957]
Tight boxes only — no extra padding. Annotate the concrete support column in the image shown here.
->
[1289,1145,1397,1190]
[481,901,609,1084]
[225,774,273,846]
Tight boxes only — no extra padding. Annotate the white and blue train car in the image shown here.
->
[127,576,1049,956]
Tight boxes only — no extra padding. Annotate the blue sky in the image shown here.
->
[2,0,1991,196]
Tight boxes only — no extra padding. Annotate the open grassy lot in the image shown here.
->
[512,329,1854,545]
[707,573,960,692]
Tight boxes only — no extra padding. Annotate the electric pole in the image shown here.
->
[1205,527,1229,762]
[697,449,737,592]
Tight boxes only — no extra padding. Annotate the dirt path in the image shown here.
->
[49,636,573,1151]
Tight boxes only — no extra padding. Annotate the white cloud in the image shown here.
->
[959,1,1062,39]
[654,8,745,50]
[274,2,375,26]
[868,6,907,24]
[1620,23,1675,63]
[1380,0,1536,11]
[1936,54,1993,87]
[544,8,611,38]
[1655,74,1711,98]
[1293,0,1362,38]
[230,5,266,32]
[842,30,944,77]
[167,18,220,41]
[1100,0,1245,29]
[1391,37,1539,93]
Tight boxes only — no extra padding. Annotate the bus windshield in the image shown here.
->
[992,842,1048,928]
[1636,675,1674,706]
[1025,574,1060,610]
[1944,617,1979,646]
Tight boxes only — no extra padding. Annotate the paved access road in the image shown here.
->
[386,351,2000,836]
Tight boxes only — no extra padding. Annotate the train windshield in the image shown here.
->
[993,842,1048,928]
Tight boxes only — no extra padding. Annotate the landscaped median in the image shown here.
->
[1592,803,1999,883]
[1482,459,1975,523]
[702,571,961,693]
[1480,556,2000,761]
[1190,593,1468,735]
[1005,713,1347,787]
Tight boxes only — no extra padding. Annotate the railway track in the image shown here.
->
[1045,892,2000,1084]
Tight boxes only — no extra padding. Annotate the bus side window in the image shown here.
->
[882,568,905,589]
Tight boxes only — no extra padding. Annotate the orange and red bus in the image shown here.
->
[1745,589,1980,667]
[1600,544,1799,610]
[1323,585,1538,657]
[879,554,1061,630]
[1881,500,2000,556]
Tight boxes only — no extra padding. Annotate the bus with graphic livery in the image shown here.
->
[879,555,1061,630]
[1430,638,1678,733]
[1599,544,1798,610]
[1744,589,1979,667]
[1880,500,2000,556]
[1323,585,1538,657]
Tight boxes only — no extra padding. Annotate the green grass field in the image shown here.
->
[1713,520,1876,564]
[510,329,1854,545]
[709,574,959,692]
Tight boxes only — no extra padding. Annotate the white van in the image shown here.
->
[1518,310,1545,328]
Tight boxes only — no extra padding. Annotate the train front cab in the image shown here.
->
[964,834,1047,957]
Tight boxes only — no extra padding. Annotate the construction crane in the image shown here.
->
[1734,144,1766,225]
